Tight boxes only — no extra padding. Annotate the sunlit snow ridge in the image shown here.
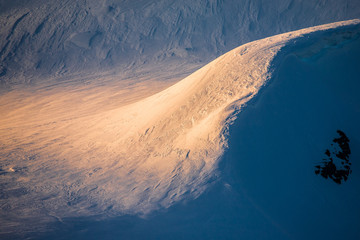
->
[0,19,359,232]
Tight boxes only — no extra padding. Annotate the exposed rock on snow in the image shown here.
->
[315,130,352,184]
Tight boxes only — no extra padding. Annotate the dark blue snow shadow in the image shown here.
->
[219,26,360,239]
[20,25,360,240]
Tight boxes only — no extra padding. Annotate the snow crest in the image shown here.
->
[0,20,359,233]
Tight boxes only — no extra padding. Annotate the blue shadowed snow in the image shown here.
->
[1,0,360,86]
[219,31,360,239]
[21,28,360,240]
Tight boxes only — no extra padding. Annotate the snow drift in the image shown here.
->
[1,20,359,238]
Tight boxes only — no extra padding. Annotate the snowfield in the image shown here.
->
[1,0,360,86]
[1,20,360,239]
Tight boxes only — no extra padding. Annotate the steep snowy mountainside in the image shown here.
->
[0,20,359,238]
[1,0,360,86]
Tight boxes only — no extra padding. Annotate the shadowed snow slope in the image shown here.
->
[1,0,360,86]
[0,20,359,239]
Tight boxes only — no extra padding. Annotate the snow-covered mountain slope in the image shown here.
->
[0,20,359,238]
[1,0,360,86]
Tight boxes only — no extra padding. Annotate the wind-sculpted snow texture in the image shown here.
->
[0,20,359,238]
[0,0,360,85]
